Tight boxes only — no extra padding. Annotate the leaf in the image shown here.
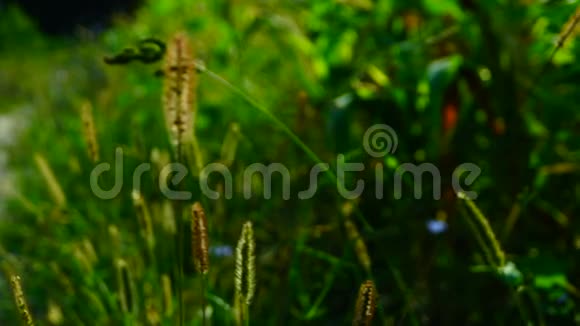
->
[535,274,568,290]
[426,54,463,156]
[422,0,465,20]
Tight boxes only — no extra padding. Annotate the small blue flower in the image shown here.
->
[210,245,233,257]
[556,293,568,304]
[426,219,448,234]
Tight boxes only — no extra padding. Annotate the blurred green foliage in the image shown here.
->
[0,0,579,325]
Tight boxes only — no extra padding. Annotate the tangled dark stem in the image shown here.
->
[104,38,166,65]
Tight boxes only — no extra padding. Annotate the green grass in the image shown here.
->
[1,0,580,325]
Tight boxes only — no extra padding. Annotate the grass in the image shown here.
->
[1,0,580,324]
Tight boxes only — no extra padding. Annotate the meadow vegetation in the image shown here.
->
[0,1,579,325]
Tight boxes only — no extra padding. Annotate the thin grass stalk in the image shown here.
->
[344,218,372,274]
[458,193,540,324]
[132,190,156,266]
[388,264,419,326]
[461,205,498,267]
[304,248,352,320]
[220,122,241,167]
[201,274,208,326]
[81,287,108,324]
[514,288,532,326]
[343,201,384,323]
[516,286,546,326]
[193,62,374,229]
[306,204,379,320]
[458,192,506,268]
[175,204,185,326]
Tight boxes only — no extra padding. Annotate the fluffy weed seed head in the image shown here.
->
[162,32,197,153]
[191,202,210,274]
[353,280,377,326]
[235,221,256,306]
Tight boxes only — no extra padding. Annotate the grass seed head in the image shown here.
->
[353,280,377,326]
[235,221,256,306]
[192,202,210,274]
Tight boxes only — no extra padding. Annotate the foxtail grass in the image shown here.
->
[344,218,372,274]
[47,300,63,325]
[353,280,377,326]
[116,259,136,318]
[161,274,173,318]
[192,202,210,325]
[73,242,94,274]
[162,33,201,325]
[192,61,372,229]
[190,60,395,324]
[9,275,35,326]
[192,61,389,323]
[457,192,505,268]
[108,225,121,254]
[163,32,195,152]
[191,202,210,274]
[235,221,256,326]
[458,193,542,324]
[162,32,203,172]
[548,5,580,64]
[80,101,100,163]
[34,153,66,207]
[132,190,156,266]
[539,5,580,78]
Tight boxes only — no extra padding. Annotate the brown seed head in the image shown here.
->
[353,280,377,326]
[191,202,210,274]
[163,32,197,152]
